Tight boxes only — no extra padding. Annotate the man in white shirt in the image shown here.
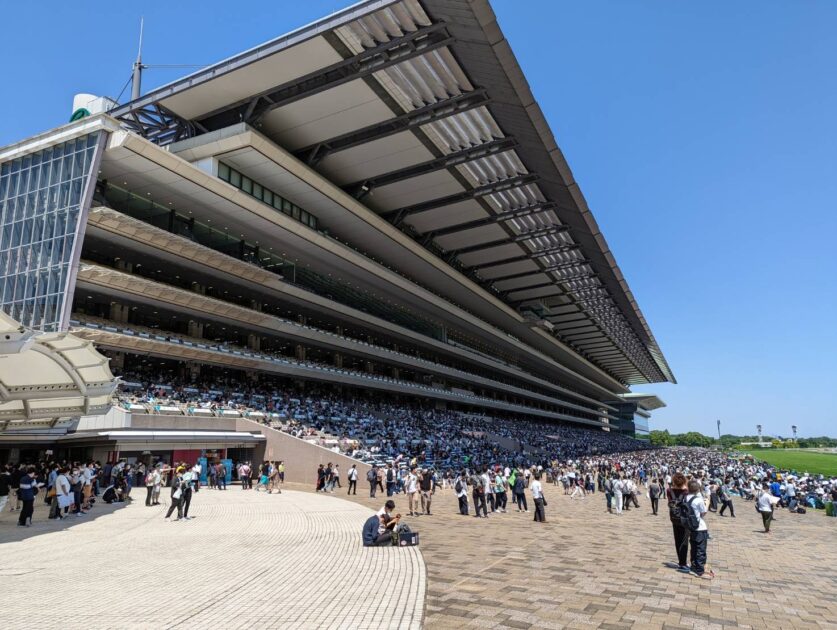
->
[612,477,624,515]
[405,467,418,516]
[757,482,780,534]
[531,472,546,522]
[685,479,712,578]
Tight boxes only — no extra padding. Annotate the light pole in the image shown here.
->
[791,425,798,442]
[717,419,721,440]
[756,424,762,445]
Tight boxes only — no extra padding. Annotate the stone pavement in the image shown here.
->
[286,480,837,630]
[0,488,424,629]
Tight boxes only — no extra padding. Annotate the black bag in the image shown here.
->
[677,496,701,531]
[366,469,376,482]
[542,497,548,507]
[454,479,463,493]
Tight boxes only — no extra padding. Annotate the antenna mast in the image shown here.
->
[131,17,145,101]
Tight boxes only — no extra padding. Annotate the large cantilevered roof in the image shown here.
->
[109,0,674,386]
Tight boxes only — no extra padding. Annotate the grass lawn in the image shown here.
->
[751,449,837,477]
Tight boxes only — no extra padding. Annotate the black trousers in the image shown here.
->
[671,522,689,566]
[689,530,708,575]
[473,491,487,517]
[515,492,528,511]
[487,492,495,511]
[369,481,376,498]
[761,510,773,532]
[458,494,469,515]
[533,497,545,522]
[18,499,34,525]
[146,486,154,506]
[348,479,357,494]
[182,488,193,517]
[650,497,659,514]
[165,497,182,519]
[719,499,735,517]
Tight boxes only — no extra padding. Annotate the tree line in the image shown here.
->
[648,430,837,449]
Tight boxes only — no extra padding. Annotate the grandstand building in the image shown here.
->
[0,0,672,464]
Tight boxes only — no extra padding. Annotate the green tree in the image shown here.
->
[649,429,674,446]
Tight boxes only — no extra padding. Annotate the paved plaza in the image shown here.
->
[1,481,835,629]
[0,488,424,629]
[291,480,836,630]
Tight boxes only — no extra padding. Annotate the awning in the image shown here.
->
[0,310,118,430]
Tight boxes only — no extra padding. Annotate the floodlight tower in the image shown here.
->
[756,424,763,445]
[792,425,798,441]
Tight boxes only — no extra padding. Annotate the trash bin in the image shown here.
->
[826,501,835,517]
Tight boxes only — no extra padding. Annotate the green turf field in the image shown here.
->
[751,449,837,476]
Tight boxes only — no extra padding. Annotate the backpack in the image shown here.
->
[668,491,684,524]
[677,496,701,531]
[454,479,463,493]
[367,469,376,482]
[387,469,394,482]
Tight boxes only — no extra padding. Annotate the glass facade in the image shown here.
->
[0,133,101,331]
[217,162,318,230]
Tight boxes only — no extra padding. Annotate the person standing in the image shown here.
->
[17,467,39,527]
[165,471,185,521]
[347,464,358,495]
[419,468,434,515]
[666,473,690,572]
[367,465,378,498]
[513,470,527,513]
[470,469,487,518]
[757,482,779,534]
[455,471,469,515]
[0,464,11,514]
[718,479,735,517]
[531,472,546,522]
[685,479,713,579]
[613,476,624,515]
[145,467,156,506]
[648,478,662,515]
[385,463,396,497]
[333,464,341,489]
[405,467,419,516]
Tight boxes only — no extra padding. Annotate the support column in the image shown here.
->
[334,353,343,368]
[187,320,204,338]
[109,302,129,323]
[295,345,306,361]
[247,334,261,351]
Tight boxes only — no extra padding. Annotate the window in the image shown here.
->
[0,132,101,331]
[216,161,318,231]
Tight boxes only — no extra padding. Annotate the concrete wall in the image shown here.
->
[236,419,371,485]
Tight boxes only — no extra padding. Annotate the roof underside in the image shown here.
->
[109,0,674,386]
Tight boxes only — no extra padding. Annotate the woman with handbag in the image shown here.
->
[165,472,185,521]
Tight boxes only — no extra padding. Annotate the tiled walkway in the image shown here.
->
[286,480,837,630]
[0,489,424,629]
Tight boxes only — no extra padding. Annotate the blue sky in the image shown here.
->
[1,1,835,437]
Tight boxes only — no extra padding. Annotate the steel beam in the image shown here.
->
[344,137,518,199]
[485,259,591,283]
[384,173,538,226]
[295,89,490,166]
[117,102,205,146]
[444,225,571,257]
[421,201,560,243]
[198,22,453,130]
[468,244,581,271]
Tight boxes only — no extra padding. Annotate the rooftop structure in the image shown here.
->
[0,0,671,460]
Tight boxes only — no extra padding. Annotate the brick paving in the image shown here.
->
[2,479,835,629]
[0,489,424,629]
[286,479,837,630]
